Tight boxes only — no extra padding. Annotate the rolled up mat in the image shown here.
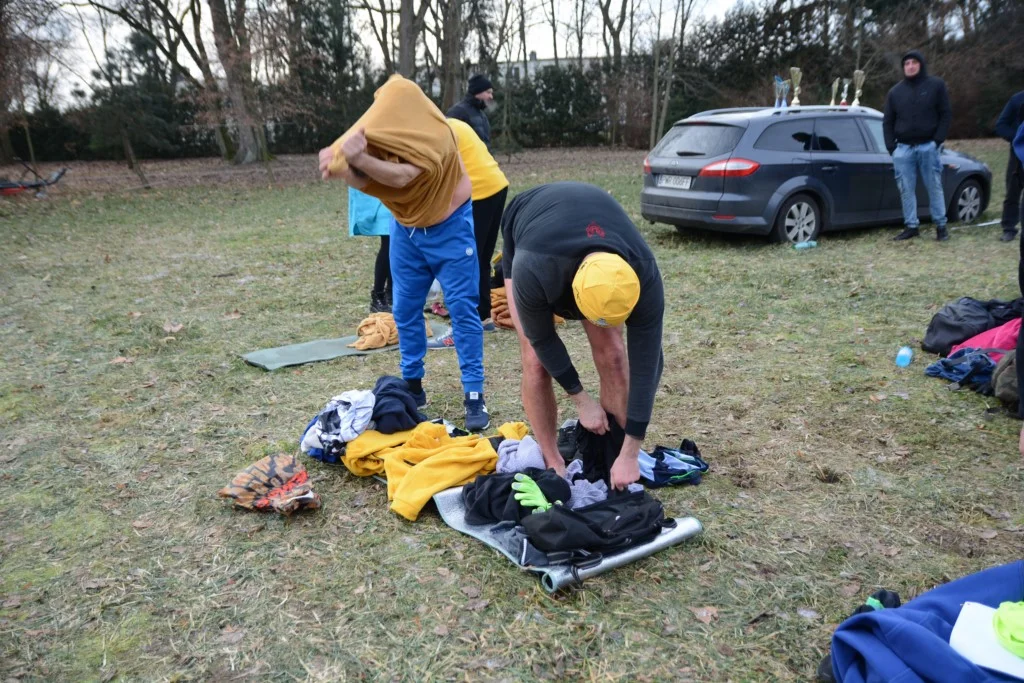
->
[537,517,703,593]
[432,486,703,591]
[243,322,449,370]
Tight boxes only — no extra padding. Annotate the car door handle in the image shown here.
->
[820,165,838,173]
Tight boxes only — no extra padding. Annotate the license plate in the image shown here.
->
[657,174,692,190]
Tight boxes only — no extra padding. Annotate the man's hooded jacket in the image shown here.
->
[882,50,952,154]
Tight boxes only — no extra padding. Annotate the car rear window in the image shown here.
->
[754,120,813,152]
[652,124,743,158]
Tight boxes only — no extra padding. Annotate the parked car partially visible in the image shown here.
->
[641,106,992,243]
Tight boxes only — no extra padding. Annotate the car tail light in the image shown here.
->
[699,158,760,177]
[643,156,651,174]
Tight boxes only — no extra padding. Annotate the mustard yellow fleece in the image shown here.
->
[341,421,529,520]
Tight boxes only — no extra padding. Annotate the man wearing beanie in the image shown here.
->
[501,182,664,490]
[447,74,493,148]
[883,49,952,241]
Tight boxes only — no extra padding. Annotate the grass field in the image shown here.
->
[1,140,1022,682]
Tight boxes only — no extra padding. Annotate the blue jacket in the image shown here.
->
[832,561,1024,682]
[995,91,1024,141]
[1015,122,1024,166]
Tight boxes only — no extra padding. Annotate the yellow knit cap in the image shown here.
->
[572,252,640,328]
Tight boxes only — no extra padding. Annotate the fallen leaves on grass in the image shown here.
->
[840,582,862,598]
[433,625,449,637]
[131,519,153,530]
[689,606,718,624]
[798,608,819,620]
[163,322,184,333]
[219,626,245,645]
[464,599,489,612]
[223,309,243,320]
[109,356,134,365]
[979,529,998,540]
[83,579,111,590]
[128,311,143,319]
[461,586,481,599]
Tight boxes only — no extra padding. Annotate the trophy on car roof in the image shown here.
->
[790,67,803,106]
[851,70,866,107]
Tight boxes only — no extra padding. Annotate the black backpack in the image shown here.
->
[521,490,672,554]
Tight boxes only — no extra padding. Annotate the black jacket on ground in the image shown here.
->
[882,50,952,153]
[501,182,665,440]
[446,95,491,147]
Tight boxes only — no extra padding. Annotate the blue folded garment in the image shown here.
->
[638,440,708,487]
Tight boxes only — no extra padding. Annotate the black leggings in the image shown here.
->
[374,236,391,295]
[472,187,508,320]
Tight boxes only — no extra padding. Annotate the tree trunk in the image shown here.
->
[440,0,462,109]
[207,0,261,164]
[22,120,36,168]
[657,0,685,141]
[548,0,559,68]
[122,128,151,189]
[0,124,13,165]
[649,0,663,149]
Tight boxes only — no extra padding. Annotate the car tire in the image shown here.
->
[773,193,821,244]
[949,178,983,224]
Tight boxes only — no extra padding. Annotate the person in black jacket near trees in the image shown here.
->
[995,92,1024,242]
[883,50,953,242]
[447,75,493,148]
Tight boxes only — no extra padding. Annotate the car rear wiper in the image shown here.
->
[675,150,705,156]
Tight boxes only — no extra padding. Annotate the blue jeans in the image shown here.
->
[390,200,484,394]
[893,141,946,229]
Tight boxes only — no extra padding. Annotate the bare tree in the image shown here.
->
[564,0,594,68]
[542,0,558,67]
[656,0,700,140]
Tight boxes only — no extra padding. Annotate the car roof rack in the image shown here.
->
[679,105,881,124]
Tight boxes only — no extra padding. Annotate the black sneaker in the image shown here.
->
[370,289,391,313]
[893,227,919,241]
[936,226,949,242]
[1001,230,1018,242]
[464,392,490,432]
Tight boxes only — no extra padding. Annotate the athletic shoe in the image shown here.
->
[464,392,490,432]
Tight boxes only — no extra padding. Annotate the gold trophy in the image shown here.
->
[790,67,803,106]
[851,70,866,107]
[840,78,851,106]
[830,77,840,106]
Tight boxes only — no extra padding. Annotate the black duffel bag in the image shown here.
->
[521,490,673,554]
[923,297,995,356]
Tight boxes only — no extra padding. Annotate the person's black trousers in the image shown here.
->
[472,187,508,321]
[1003,146,1024,235]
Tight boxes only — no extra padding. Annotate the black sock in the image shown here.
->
[406,378,422,394]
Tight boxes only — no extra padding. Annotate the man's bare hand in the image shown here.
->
[318,146,336,180]
[341,128,368,164]
[1019,424,1024,460]
[609,454,640,490]
[575,392,608,434]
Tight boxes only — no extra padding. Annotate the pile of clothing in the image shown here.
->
[300,376,428,464]
[458,413,708,563]
[348,312,433,350]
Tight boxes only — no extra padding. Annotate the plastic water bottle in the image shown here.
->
[794,240,817,250]
[895,346,913,368]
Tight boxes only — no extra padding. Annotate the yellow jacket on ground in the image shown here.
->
[342,420,528,521]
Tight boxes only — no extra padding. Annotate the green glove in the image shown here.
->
[511,473,559,513]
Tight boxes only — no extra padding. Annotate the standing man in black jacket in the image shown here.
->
[883,50,953,242]
[501,182,664,490]
[447,75,493,149]
[995,92,1024,242]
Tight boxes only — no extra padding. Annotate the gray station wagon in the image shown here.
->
[641,106,992,243]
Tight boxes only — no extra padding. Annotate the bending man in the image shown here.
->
[318,75,489,431]
[502,182,664,489]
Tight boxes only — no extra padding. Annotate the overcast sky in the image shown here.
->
[57,0,741,104]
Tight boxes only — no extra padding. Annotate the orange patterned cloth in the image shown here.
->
[218,454,321,515]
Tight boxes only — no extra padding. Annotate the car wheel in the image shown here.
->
[774,193,821,244]
[950,179,983,224]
